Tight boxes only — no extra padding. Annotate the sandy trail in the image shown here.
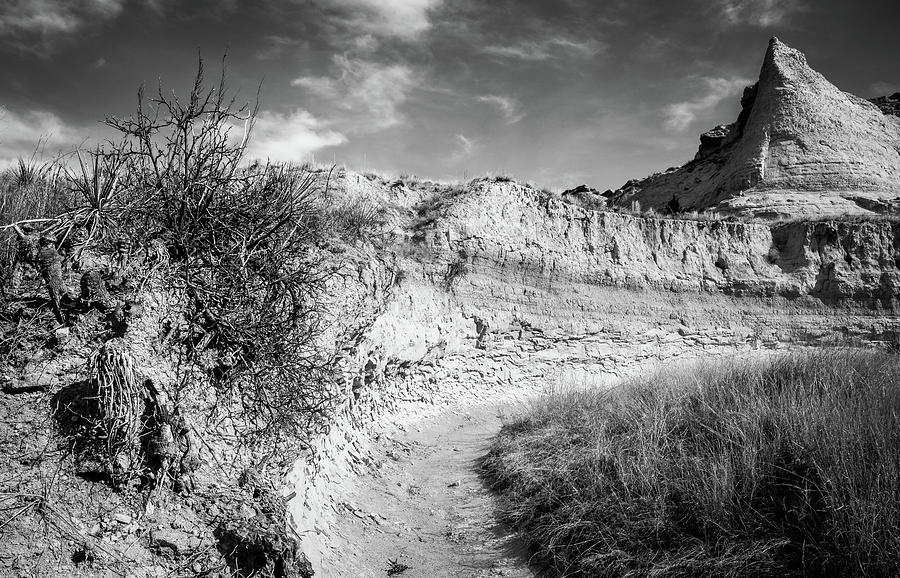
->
[318,400,539,578]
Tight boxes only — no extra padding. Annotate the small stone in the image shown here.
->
[150,528,201,556]
[54,327,71,345]
[113,513,132,524]
[239,504,256,519]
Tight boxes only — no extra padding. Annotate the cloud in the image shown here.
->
[280,1,435,140]
[310,0,442,42]
[663,76,752,132]
[450,133,475,162]
[870,81,900,97]
[717,0,805,27]
[477,95,526,124]
[0,106,82,166]
[0,0,126,52]
[293,56,419,132]
[483,37,605,61]
[256,35,301,60]
[244,109,346,163]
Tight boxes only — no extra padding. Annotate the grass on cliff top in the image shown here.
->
[483,350,900,577]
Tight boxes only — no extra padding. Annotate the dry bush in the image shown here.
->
[484,350,900,577]
[104,58,343,444]
[325,198,388,242]
[50,148,127,252]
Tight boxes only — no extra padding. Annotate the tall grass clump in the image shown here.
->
[483,350,900,577]
[0,160,70,290]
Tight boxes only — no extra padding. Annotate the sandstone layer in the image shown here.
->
[609,38,900,218]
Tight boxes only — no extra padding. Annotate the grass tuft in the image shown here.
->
[483,350,900,577]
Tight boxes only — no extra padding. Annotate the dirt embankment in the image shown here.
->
[287,174,900,576]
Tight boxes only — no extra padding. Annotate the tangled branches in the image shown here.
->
[102,57,341,444]
[104,55,255,251]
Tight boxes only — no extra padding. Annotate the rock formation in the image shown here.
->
[871,92,900,118]
[609,38,900,218]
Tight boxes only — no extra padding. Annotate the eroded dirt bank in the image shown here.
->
[285,173,900,577]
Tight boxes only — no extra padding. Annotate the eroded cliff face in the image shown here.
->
[409,180,899,355]
[311,171,900,410]
[288,173,900,571]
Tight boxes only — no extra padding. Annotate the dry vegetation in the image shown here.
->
[0,60,388,577]
[483,350,900,577]
[1,60,382,446]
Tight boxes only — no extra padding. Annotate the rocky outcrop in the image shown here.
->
[871,93,900,118]
[610,38,900,218]
[560,184,609,211]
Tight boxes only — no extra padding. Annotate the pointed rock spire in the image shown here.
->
[611,38,900,218]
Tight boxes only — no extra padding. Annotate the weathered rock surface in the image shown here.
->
[870,93,900,118]
[610,38,900,218]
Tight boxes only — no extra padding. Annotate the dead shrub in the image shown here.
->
[103,57,342,444]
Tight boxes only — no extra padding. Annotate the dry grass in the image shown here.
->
[0,164,71,290]
[483,350,900,577]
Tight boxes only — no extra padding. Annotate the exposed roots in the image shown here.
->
[89,338,144,484]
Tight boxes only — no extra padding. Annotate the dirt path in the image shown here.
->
[317,401,539,578]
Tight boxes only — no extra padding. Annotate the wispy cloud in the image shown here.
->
[663,76,752,132]
[483,37,605,61]
[0,0,126,53]
[870,81,900,97]
[280,0,435,149]
[477,94,526,124]
[256,35,302,60]
[717,0,805,27]
[244,109,346,162]
[450,133,475,162]
[309,0,443,42]
[0,106,82,166]
[293,56,419,132]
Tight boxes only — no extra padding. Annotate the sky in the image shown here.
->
[0,0,898,191]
